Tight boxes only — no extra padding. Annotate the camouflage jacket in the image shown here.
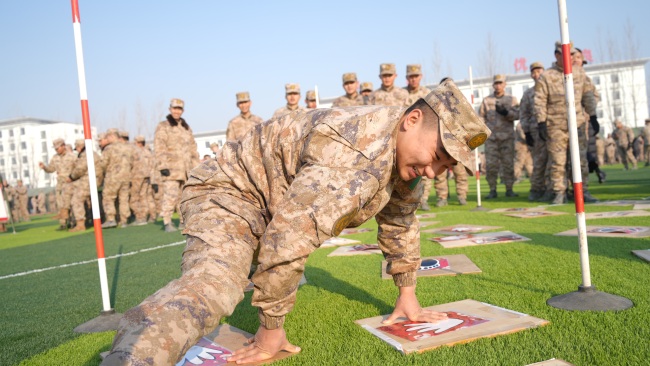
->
[479,93,519,141]
[15,185,28,201]
[100,141,133,184]
[42,150,77,185]
[226,113,264,141]
[131,145,154,180]
[182,106,423,329]
[519,86,538,133]
[331,93,364,107]
[643,125,650,145]
[534,62,597,130]
[154,118,200,182]
[612,126,635,147]
[70,148,103,189]
[371,85,409,106]
[404,85,431,107]
[515,122,527,145]
[272,105,305,119]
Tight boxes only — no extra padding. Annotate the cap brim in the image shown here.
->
[438,116,476,176]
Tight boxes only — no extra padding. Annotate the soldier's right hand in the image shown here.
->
[151,184,158,193]
[538,122,548,141]
[525,132,535,147]
[38,162,45,169]
[228,326,300,364]
[160,169,170,177]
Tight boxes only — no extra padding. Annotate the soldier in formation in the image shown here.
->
[611,118,637,170]
[67,139,102,232]
[226,92,264,142]
[272,84,304,118]
[39,138,76,230]
[331,73,364,107]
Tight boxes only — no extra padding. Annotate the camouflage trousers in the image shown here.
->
[617,146,637,169]
[420,177,432,205]
[529,128,550,193]
[513,143,533,181]
[103,180,130,223]
[645,144,650,165]
[547,125,589,193]
[485,137,515,190]
[16,198,30,221]
[605,146,617,164]
[129,178,151,221]
[71,187,90,223]
[56,182,73,225]
[161,180,184,225]
[104,228,256,364]
[434,164,468,200]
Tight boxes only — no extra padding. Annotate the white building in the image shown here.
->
[193,129,227,158]
[320,58,650,137]
[0,117,97,189]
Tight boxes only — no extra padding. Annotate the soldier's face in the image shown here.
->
[407,74,422,89]
[361,90,371,96]
[572,52,584,67]
[238,101,251,114]
[286,93,300,106]
[306,100,317,108]
[380,73,396,87]
[395,109,457,181]
[531,68,543,81]
[169,107,184,120]
[493,82,505,96]
[343,81,358,95]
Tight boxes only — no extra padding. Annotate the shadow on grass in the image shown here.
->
[520,232,647,261]
[110,245,123,308]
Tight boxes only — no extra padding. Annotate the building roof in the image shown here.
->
[0,116,79,128]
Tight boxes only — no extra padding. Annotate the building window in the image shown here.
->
[22,156,28,163]
[0,130,2,137]
[10,143,15,151]
[205,142,210,148]
[0,158,4,165]
[9,130,14,137]
[44,173,50,179]
[20,127,25,135]
[24,170,29,178]
[592,76,600,85]
[613,90,621,100]
[611,74,619,83]
[473,90,480,99]
[614,107,622,117]
[41,131,46,139]
[21,142,27,150]
[12,172,17,179]
[506,87,512,95]
[0,144,3,152]
[42,141,47,151]
[75,129,79,134]
[597,109,604,118]
[12,157,17,165]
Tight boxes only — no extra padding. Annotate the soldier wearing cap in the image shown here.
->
[129,135,155,225]
[611,119,637,170]
[272,84,305,119]
[304,90,318,109]
[513,121,533,184]
[67,139,103,232]
[99,128,133,228]
[105,80,491,365]
[39,138,77,230]
[154,98,200,232]
[535,42,599,204]
[643,118,650,166]
[372,63,409,106]
[360,82,374,105]
[480,74,520,199]
[519,62,549,201]
[210,142,220,156]
[226,92,265,142]
[332,73,364,107]
[15,179,30,222]
[404,64,431,107]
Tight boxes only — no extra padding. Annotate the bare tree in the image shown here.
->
[477,32,504,77]
[431,41,442,84]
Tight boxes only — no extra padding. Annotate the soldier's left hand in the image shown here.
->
[382,286,447,325]
[495,104,509,116]
[228,326,300,364]
[589,115,600,135]
[525,132,534,147]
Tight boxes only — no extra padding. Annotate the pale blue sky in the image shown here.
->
[2,0,649,137]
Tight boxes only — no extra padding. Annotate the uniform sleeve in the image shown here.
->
[225,121,235,141]
[534,76,549,123]
[42,156,58,173]
[153,123,169,171]
[69,156,87,181]
[581,74,598,117]
[519,92,532,133]
[188,127,200,168]
[479,99,488,121]
[506,96,520,122]
[251,164,379,329]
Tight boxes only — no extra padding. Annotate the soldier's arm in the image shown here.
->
[69,157,87,181]
[42,157,57,173]
[478,99,488,121]
[188,127,200,168]
[153,124,169,171]
[534,76,549,123]
[519,93,532,133]
[505,96,520,122]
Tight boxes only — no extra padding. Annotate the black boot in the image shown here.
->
[486,190,497,199]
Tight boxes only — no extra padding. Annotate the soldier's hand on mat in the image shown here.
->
[538,122,548,141]
[525,132,534,147]
[160,169,170,177]
[228,326,300,364]
[382,286,447,325]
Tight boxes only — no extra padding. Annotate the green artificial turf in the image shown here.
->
[2,164,649,366]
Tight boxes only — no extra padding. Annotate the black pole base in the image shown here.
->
[74,310,123,333]
[547,285,633,311]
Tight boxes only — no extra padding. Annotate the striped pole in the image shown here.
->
[556,0,591,289]
[469,66,483,208]
[314,85,320,108]
[71,0,112,313]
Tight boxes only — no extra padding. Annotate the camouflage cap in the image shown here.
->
[555,41,576,54]
[406,64,422,76]
[236,92,250,103]
[106,128,119,137]
[135,135,146,142]
[52,138,65,148]
[170,98,185,109]
[305,90,317,101]
[529,62,544,72]
[360,82,373,92]
[423,79,491,176]
[342,72,357,83]
[493,74,506,83]
[119,130,129,138]
[74,139,85,147]
[285,83,300,94]
[379,63,396,75]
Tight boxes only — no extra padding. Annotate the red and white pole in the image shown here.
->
[71,0,113,312]
[469,66,483,208]
[557,0,591,289]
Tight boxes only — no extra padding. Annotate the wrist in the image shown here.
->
[258,309,285,330]
[393,271,417,287]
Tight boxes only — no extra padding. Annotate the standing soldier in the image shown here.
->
[332,73,364,107]
[210,142,220,157]
[305,90,318,109]
[434,165,468,207]
[5,183,17,222]
[68,139,102,232]
[37,191,46,214]
[605,133,617,164]
[99,129,133,228]
[154,98,200,232]
[595,135,605,167]
[643,118,650,167]
[359,82,374,105]
[272,84,304,119]
[130,136,154,226]
[480,74,520,199]
[633,135,644,162]
[535,42,599,204]
[15,180,30,222]
[513,122,533,183]
[39,138,76,230]
[520,62,548,201]
[226,92,264,142]
[372,63,408,106]
[611,119,637,170]
[403,64,431,106]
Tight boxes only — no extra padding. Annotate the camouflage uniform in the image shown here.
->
[596,136,605,167]
[42,144,76,227]
[605,136,617,164]
[154,116,200,226]
[37,192,46,214]
[612,124,637,169]
[5,185,17,221]
[130,140,154,223]
[644,120,650,165]
[226,113,264,142]
[372,85,409,107]
[100,137,133,226]
[272,104,304,119]
[14,183,29,222]
[513,122,533,181]
[104,80,490,365]
[534,62,597,196]
[404,85,431,107]
[520,85,549,196]
[480,83,519,193]
[331,93,364,107]
[69,147,102,227]
[434,164,468,203]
